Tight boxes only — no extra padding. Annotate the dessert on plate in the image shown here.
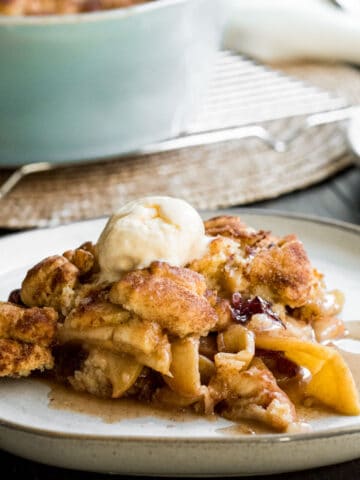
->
[0,196,359,433]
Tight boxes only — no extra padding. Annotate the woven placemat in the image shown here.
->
[0,61,359,229]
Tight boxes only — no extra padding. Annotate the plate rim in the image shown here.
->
[2,414,360,444]
[0,209,359,444]
[1,208,360,239]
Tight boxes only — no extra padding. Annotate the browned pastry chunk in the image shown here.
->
[205,215,272,249]
[0,338,53,377]
[189,236,246,295]
[0,301,57,347]
[109,261,218,338]
[59,294,171,376]
[70,281,111,313]
[206,291,233,331]
[0,301,57,377]
[197,217,314,309]
[246,235,313,308]
[149,261,208,296]
[63,247,95,277]
[209,357,296,431]
[78,241,97,257]
[20,255,79,315]
[61,298,162,356]
[64,299,130,331]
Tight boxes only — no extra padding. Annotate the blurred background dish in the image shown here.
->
[0,0,359,229]
[0,0,221,166]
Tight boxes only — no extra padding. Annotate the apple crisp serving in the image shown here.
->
[1,197,359,433]
[0,0,152,15]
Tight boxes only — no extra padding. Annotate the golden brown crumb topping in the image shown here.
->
[109,262,218,338]
[0,301,57,376]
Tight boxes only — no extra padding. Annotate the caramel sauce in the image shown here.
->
[216,420,277,435]
[45,326,360,435]
[46,379,328,435]
[47,380,201,424]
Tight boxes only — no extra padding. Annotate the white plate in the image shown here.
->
[0,211,360,476]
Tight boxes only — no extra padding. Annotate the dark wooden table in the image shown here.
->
[1,165,359,479]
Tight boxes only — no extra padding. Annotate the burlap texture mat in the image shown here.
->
[0,62,358,229]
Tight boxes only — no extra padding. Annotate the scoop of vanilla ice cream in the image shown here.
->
[96,196,208,282]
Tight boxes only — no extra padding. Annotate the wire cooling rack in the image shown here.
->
[0,50,356,199]
[140,51,354,155]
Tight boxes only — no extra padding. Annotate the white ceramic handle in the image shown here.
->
[222,0,360,64]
